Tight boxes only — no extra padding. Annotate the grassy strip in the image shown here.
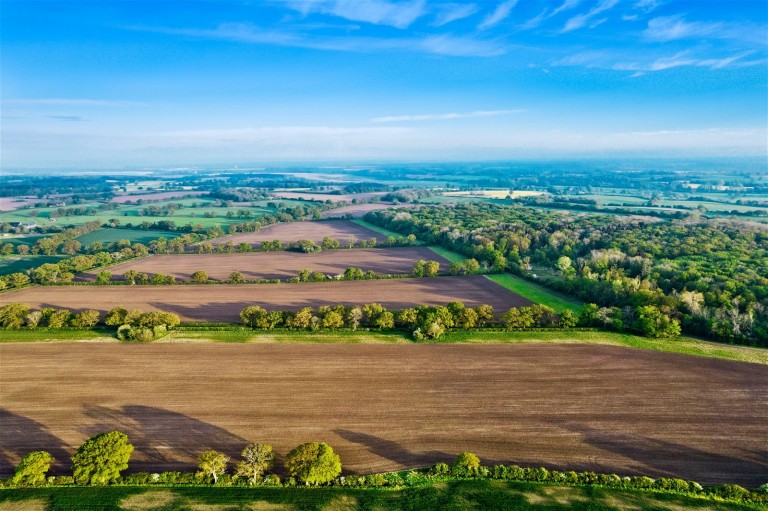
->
[426,245,465,264]
[484,273,583,313]
[0,328,116,343]
[162,329,412,344]
[0,480,763,511]
[438,330,768,365]
[351,218,409,240]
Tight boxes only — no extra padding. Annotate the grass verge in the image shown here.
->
[351,219,409,240]
[1,480,763,511]
[484,273,583,313]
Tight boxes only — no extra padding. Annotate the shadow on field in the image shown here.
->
[0,408,71,475]
[81,405,249,472]
[334,429,455,471]
[549,420,768,487]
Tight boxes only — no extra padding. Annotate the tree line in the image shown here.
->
[5,432,766,504]
[365,204,767,345]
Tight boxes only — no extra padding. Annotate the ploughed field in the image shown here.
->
[76,247,449,282]
[211,220,386,246]
[1,343,765,486]
[322,202,396,218]
[0,275,528,321]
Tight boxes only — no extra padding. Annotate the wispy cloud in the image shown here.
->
[643,15,766,44]
[285,0,426,29]
[370,109,522,122]
[519,9,548,30]
[550,0,580,17]
[478,0,518,30]
[554,49,762,72]
[634,0,666,14]
[130,23,506,57]
[562,0,619,32]
[6,98,140,107]
[432,3,478,27]
[46,115,87,122]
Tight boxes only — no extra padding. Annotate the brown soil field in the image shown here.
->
[210,220,386,247]
[272,191,387,203]
[76,247,450,282]
[110,191,208,203]
[0,343,765,486]
[0,275,528,321]
[0,197,42,211]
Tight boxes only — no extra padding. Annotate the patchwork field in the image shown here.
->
[110,191,209,203]
[211,220,387,246]
[322,202,395,218]
[77,247,450,282]
[1,343,765,486]
[272,191,387,202]
[0,275,528,321]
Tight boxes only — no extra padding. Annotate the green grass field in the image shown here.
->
[76,228,177,245]
[1,480,762,511]
[483,274,583,313]
[351,219,409,239]
[0,255,68,276]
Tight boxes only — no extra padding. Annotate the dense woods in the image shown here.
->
[365,204,768,346]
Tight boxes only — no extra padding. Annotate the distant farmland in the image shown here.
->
[77,247,449,282]
[211,220,386,246]
[1,343,765,486]
[0,275,529,322]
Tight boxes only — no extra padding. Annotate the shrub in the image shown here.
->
[431,462,450,476]
[452,452,481,477]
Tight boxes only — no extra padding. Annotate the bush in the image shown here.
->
[452,452,481,477]
[431,462,450,476]
[284,442,342,485]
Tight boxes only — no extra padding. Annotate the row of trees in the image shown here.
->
[8,438,766,502]
[365,204,767,345]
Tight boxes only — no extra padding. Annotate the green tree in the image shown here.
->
[12,451,53,486]
[123,270,139,285]
[322,310,344,329]
[72,310,101,328]
[229,271,245,284]
[72,431,134,485]
[191,270,208,283]
[284,442,342,485]
[197,450,229,484]
[235,443,275,484]
[412,260,426,277]
[7,273,30,288]
[104,307,128,326]
[0,303,31,328]
[558,309,578,328]
[240,306,268,328]
[452,452,481,476]
[424,261,440,277]
[475,304,494,326]
[95,270,112,285]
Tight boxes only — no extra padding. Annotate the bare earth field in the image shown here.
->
[211,220,386,247]
[76,247,450,282]
[0,197,42,211]
[110,191,208,203]
[0,275,528,321]
[0,343,765,486]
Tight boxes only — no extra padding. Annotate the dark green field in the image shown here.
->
[1,480,762,511]
[0,255,67,275]
[76,228,176,245]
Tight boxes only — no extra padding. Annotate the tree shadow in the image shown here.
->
[549,420,768,487]
[0,408,70,476]
[81,405,250,473]
[333,429,507,473]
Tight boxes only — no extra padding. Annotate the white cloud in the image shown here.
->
[550,0,580,17]
[432,3,478,27]
[370,109,522,122]
[131,23,506,57]
[643,15,723,41]
[519,9,548,30]
[614,51,756,71]
[633,0,666,14]
[477,0,518,30]
[285,0,426,29]
[562,0,619,32]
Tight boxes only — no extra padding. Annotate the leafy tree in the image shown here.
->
[72,310,101,328]
[71,431,134,485]
[197,450,229,484]
[284,442,342,485]
[452,452,481,476]
[44,309,72,329]
[636,305,681,339]
[0,303,31,328]
[288,307,314,329]
[412,260,426,277]
[558,309,579,328]
[345,306,363,330]
[7,273,30,288]
[237,242,252,253]
[240,306,268,328]
[191,270,208,283]
[123,270,139,285]
[236,443,275,484]
[229,271,245,284]
[12,451,53,486]
[448,262,465,275]
[475,304,494,326]
[104,307,128,326]
[322,310,344,329]
[95,270,112,285]
[424,261,440,277]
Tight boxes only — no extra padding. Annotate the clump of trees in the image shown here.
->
[104,307,181,341]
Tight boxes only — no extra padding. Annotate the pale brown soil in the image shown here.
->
[76,247,450,282]
[0,343,765,486]
[0,197,42,211]
[110,191,208,203]
[210,221,386,247]
[0,275,529,321]
[272,192,387,203]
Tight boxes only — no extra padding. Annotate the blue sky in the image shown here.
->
[1,0,766,168]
